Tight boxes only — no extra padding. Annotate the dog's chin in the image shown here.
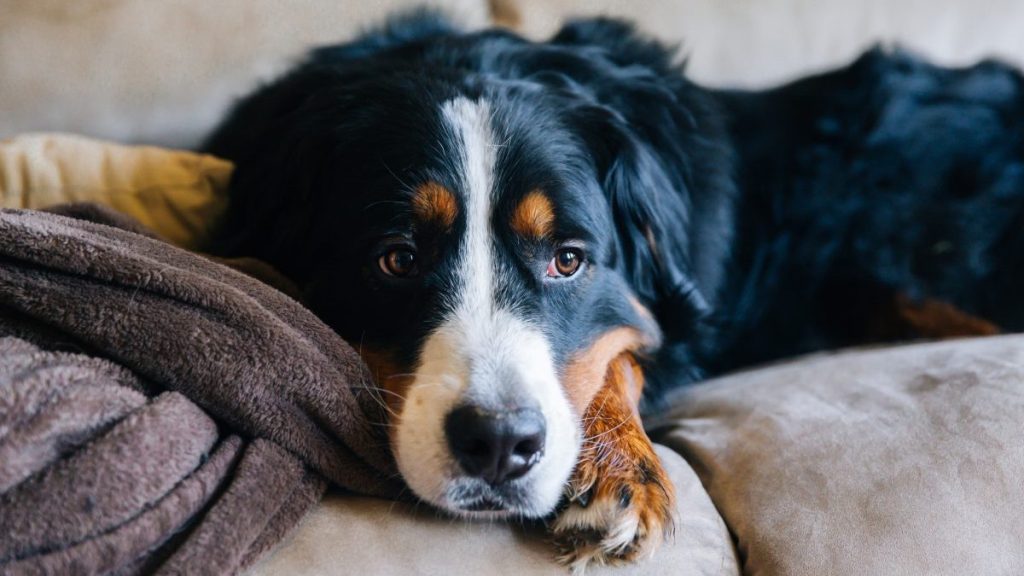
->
[439,475,566,520]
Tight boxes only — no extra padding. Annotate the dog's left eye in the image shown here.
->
[379,247,418,277]
[546,248,584,278]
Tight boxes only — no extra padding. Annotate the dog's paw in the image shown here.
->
[551,436,675,574]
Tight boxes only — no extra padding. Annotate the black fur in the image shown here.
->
[205,12,1024,406]
[713,49,1024,372]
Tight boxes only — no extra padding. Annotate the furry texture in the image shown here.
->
[0,206,402,574]
[714,49,1024,372]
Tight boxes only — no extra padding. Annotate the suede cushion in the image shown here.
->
[0,0,489,147]
[653,335,1024,575]
[496,0,1024,88]
[250,446,741,576]
[0,133,231,249]
[6,1,1024,145]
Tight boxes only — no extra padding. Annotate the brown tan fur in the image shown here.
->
[359,347,414,418]
[554,353,675,567]
[563,327,653,414]
[894,294,1000,338]
[511,189,555,241]
[412,181,458,231]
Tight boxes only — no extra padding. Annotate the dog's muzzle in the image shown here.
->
[445,405,546,485]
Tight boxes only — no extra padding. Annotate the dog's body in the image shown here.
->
[205,12,1024,571]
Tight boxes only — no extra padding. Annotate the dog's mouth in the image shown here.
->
[443,477,542,517]
[460,497,507,512]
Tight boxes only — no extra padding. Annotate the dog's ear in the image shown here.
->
[205,7,458,157]
[552,19,737,335]
[201,64,342,279]
[310,8,459,63]
[203,9,462,275]
[579,103,720,336]
[553,17,677,73]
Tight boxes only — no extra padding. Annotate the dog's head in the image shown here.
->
[207,14,733,518]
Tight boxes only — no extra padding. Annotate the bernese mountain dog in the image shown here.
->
[204,10,1024,571]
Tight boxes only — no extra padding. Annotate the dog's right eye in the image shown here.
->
[379,248,418,277]
[546,247,584,278]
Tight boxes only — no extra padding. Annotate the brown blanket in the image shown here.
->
[0,206,404,575]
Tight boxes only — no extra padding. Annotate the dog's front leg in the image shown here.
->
[552,353,675,573]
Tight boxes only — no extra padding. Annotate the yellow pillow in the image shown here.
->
[0,133,232,249]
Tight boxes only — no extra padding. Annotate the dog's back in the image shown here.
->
[712,49,1024,370]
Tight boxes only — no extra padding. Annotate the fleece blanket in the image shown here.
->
[0,206,404,575]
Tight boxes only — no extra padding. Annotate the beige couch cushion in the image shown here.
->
[498,0,1024,87]
[250,446,741,576]
[654,335,1024,575]
[6,1,1024,146]
[0,0,488,148]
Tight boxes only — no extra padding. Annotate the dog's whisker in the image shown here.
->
[357,385,407,400]
[386,485,415,516]
[581,416,632,443]
[384,373,418,380]
[357,385,403,418]
[363,199,408,212]
[380,158,414,193]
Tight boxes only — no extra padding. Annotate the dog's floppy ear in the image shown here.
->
[202,9,463,276]
[310,8,459,63]
[201,64,344,278]
[553,17,676,73]
[609,124,710,320]
[205,7,459,159]
[580,104,715,336]
[554,19,737,335]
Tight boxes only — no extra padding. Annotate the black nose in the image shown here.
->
[445,406,546,485]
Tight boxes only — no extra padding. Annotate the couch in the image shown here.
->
[3,2,1023,574]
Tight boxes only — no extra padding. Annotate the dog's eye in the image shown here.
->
[547,248,583,278]
[379,248,418,277]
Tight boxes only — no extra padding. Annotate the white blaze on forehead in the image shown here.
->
[393,96,579,517]
[442,97,497,322]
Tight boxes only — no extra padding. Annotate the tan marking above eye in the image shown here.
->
[511,189,555,240]
[412,181,458,230]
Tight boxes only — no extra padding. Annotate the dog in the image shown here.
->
[204,10,1024,571]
